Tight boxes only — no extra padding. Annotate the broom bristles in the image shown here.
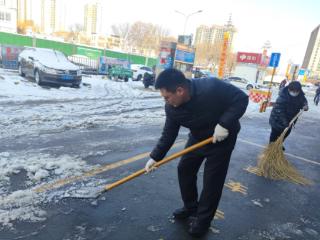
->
[258,128,312,185]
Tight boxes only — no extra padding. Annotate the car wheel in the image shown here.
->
[246,84,253,90]
[137,75,142,81]
[34,70,42,85]
[124,77,128,82]
[18,64,25,77]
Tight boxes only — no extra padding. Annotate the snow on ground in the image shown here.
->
[0,68,319,229]
[0,68,165,229]
[0,69,164,139]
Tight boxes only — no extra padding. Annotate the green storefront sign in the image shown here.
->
[76,47,101,59]
[0,32,157,67]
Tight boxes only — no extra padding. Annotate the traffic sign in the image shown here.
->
[269,53,281,67]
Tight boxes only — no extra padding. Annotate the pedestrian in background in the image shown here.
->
[269,81,308,149]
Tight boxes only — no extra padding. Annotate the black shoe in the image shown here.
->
[173,207,197,219]
[188,218,210,238]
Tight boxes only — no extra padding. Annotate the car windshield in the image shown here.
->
[142,67,152,71]
[35,49,68,63]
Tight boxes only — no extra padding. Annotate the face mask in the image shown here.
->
[289,91,299,97]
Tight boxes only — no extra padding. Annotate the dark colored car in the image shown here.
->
[18,47,82,88]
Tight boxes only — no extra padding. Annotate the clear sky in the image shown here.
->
[62,0,319,73]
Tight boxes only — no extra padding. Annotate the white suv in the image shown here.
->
[131,64,154,81]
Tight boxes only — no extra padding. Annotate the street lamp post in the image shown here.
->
[174,10,203,35]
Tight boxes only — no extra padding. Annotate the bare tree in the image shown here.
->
[112,21,171,55]
[195,41,223,67]
[67,24,84,43]
[111,23,130,39]
[111,23,131,51]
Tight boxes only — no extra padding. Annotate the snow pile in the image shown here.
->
[0,190,46,228]
[0,150,105,228]
[0,68,159,102]
[0,151,89,188]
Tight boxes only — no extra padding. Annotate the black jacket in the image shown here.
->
[150,78,249,161]
[269,86,308,130]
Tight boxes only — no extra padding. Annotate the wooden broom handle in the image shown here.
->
[105,137,214,191]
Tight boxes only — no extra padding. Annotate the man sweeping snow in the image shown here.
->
[144,68,248,237]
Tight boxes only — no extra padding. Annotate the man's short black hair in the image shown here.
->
[155,68,188,92]
[288,81,302,91]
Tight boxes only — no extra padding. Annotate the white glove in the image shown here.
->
[212,124,229,143]
[145,158,157,172]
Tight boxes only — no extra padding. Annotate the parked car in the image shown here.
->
[223,76,259,90]
[107,65,133,82]
[192,69,215,78]
[131,65,154,81]
[18,47,82,87]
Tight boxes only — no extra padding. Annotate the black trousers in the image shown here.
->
[269,127,292,143]
[177,133,237,226]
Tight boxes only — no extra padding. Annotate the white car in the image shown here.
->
[224,76,263,90]
[131,64,153,81]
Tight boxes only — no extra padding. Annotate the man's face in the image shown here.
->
[160,87,186,107]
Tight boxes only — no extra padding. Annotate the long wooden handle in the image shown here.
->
[105,137,214,191]
[282,109,304,134]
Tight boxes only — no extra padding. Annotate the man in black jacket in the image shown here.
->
[269,81,308,145]
[144,69,248,237]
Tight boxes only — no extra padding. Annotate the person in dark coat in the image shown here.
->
[269,81,308,146]
[144,68,248,237]
[314,85,320,106]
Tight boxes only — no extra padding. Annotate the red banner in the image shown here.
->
[237,52,262,64]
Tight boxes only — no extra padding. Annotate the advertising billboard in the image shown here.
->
[158,41,176,70]
[236,52,262,64]
[1,45,23,69]
[175,49,195,64]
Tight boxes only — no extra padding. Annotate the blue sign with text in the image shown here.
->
[175,49,195,64]
[269,53,281,67]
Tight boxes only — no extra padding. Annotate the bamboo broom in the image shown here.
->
[257,110,312,185]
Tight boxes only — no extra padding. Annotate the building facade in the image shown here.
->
[40,0,56,34]
[193,17,236,69]
[84,2,101,35]
[0,0,17,33]
[194,23,236,47]
[302,25,320,76]
[17,0,32,25]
